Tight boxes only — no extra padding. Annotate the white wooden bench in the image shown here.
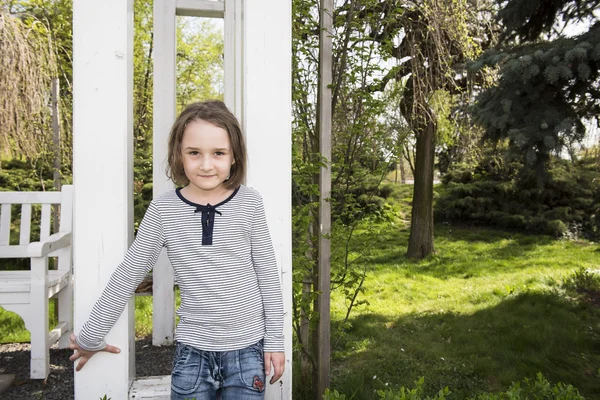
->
[0,185,73,379]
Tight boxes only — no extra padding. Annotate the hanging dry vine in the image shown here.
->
[0,10,57,160]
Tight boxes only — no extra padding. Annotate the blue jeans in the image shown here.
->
[171,340,266,400]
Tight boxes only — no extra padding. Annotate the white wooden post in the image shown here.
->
[244,2,293,398]
[57,185,74,349]
[29,256,49,378]
[153,0,177,347]
[73,0,135,398]
[224,0,243,119]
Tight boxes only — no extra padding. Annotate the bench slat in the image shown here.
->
[40,204,51,240]
[0,204,11,246]
[20,204,32,245]
[0,245,28,258]
[0,270,70,293]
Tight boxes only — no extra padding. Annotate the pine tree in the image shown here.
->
[471,0,600,173]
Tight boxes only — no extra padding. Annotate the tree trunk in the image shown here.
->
[399,152,406,184]
[406,119,435,259]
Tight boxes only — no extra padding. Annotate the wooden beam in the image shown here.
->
[73,0,135,396]
[244,1,293,398]
[176,0,224,18]
[224,0,243,120]
[153,0,176,346]
[317,0,333,397]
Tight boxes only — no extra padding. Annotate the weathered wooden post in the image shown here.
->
[316,0,333,396]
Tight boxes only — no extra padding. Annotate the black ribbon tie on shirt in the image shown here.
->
[194,204,222,246]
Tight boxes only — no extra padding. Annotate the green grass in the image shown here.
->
[134,289,181,338]
[316,185,600,399]
[0,300,58,343]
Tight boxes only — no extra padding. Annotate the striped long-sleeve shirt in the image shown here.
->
[77,185,285,353]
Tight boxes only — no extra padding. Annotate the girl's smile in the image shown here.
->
[180,119,235,202]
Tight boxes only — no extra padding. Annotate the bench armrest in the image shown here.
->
[28,231,72,257]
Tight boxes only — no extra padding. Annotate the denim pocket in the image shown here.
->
[238,340,266,393]
[171,343,202,395]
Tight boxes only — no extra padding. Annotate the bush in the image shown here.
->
[0,159,57,192]
[435,157,600,240]
[334,179,394,225]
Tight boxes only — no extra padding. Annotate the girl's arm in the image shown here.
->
[250,193,285,353]
[76,201,166,352]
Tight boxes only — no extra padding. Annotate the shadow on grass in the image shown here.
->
[329,291,600,399]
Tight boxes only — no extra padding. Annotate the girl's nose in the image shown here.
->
[200,155,212,170]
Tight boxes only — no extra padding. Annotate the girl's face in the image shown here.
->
[180,119,235,196]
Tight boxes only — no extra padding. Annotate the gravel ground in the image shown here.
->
[0,337,175,399]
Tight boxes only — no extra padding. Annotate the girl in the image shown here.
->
[69,100,285,399]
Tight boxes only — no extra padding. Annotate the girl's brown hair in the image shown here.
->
[167,100,246,189]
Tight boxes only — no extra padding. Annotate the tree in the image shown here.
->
[176,18,224,111]
[470,0,600,176]
[0,6,57,163]
[359,0,485,258]
[7,0,74,175]
[291,3,493,396]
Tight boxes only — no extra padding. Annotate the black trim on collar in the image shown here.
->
[175,186,240,246]
[175,186,240,209]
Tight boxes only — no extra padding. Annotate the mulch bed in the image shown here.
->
[0,337,175,399]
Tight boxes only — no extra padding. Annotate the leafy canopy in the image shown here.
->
[470,0,600,169]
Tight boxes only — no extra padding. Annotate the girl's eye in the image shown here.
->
[189,151,199,156]
[215,151,225,156]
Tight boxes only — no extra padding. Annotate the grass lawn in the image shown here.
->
[1,184,599,399]
[305,185,600,399]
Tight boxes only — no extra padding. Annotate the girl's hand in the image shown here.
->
[264,351,285,384]
[69,333,121,371]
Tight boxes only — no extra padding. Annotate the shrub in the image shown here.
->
[435,157,600,240]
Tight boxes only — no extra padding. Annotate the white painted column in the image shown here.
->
[224,0,244,120]
[152,0,177,346]
[73,0,135,398]
[244,2,293,398]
